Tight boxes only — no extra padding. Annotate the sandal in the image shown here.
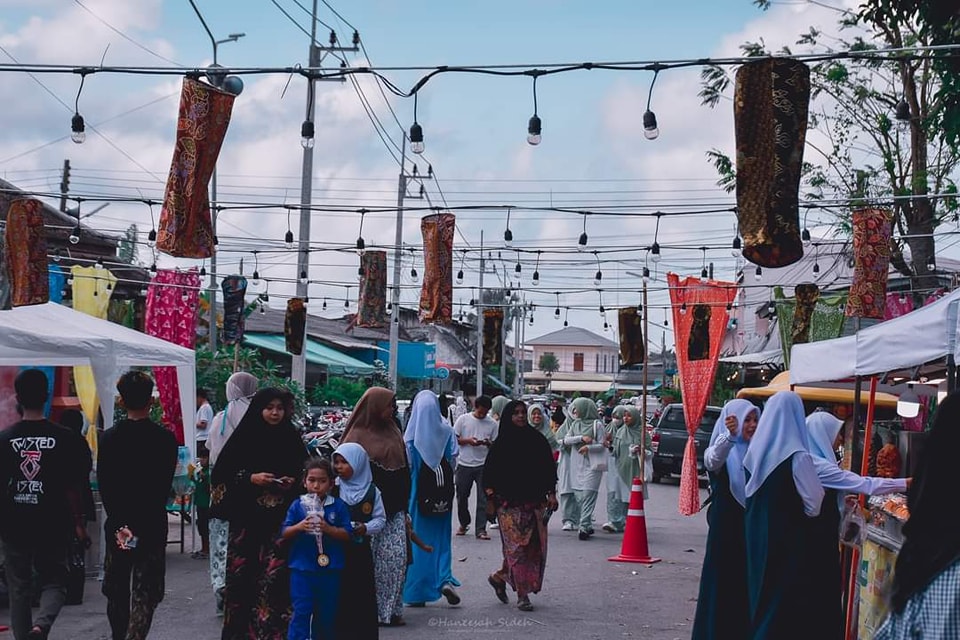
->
[455,526,467,536]
[518,597,534,612]
[488,574,509,604]
[476,532,490,540]
[389,615,406,627]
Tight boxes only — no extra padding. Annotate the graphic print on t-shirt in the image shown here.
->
[10,436,56,503]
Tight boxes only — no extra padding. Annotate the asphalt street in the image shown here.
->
[0,479,708,640]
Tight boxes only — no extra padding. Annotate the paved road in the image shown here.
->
[0,479,708,640]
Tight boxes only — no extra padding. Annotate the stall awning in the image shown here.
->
[245,333,374,375]
[485,375,513,393]
[612,381,663,392]
[549,380,613,393]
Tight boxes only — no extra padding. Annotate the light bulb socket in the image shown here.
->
[456,269,464,284]
[801,227,811,244]
[527,114,542,146]
[754,265,763,281]
[69,225,81,245]
[642,110,659,140]
[515,263,522,274]
[299,270,308,284]
[732,236,742,256]
[813,263,820,274]
[642,266,650,281]
[577,232,588,250]
[504,228,513,244]
[200,266,206,277]
[285,230,295,247]
[651,242,661,262]
[532,270,540,285]
[71,113,86,144]
[701,267,709,279]
[356,237,365,252]
[594,270,603,285]
[409,122,424,154]
[300,120,315,147]
[895,98,911,122]
[148,229,157,243]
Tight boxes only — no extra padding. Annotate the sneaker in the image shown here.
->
[441,583,461,606]
[489,521,499,530]
[561,522,575,532]
[601,523,617,533]
[517,596,534,612]
[578,530,591,541]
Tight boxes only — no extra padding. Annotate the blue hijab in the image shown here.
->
[709,398,760,507]
[403,390,450,471]
[742,391,812,499]
[806,411,844,464]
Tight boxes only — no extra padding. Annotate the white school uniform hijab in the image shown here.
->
[742,391,813,499]
[708,398,760,507]
[806,411,844,463]
[334,442,374,505]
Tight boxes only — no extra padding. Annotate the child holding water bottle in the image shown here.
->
[281,458,353,640]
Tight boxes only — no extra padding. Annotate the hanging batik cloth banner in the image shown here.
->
[482,308,503,366]
[357,250,387,328]
[419,213,455,324]
[285,298,307,355]
[618,308,644,367]
[146,268,201,444]
[156,78,236,259]
[845,208,892,319]
[5,198,49,307]
[884,292,914,320]
[774,286,847,368]
[72,265,117,458]
[220,275,248,346]
[667,273,738,515]
[734,59,810,269]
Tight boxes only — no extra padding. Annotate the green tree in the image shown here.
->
[538,353,560,377]
[118,224,138,264]
[700,1,960,295]
[309,378,367,407]
[369,359,391,388]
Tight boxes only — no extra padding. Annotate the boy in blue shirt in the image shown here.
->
[281,457,353,640]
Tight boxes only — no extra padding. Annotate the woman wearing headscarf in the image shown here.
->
[805,411,910,639]
[554,403,579,531]
[341,387,412,627]
[875,392,960,639]
[601,405,626,533]
[557,397,606,540]
[484,400,558,612]
[333,442,386,639]
[210,388,308,640]
[692,398,759,640]
[402,390,462,607]
[603,406,648,534]
[742,391,824,639]
[490,395,510,423]
[527,403,557,453]
[206,371,258,615]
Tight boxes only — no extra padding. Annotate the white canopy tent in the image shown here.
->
[0,302,196,448]
[790,288,960,385]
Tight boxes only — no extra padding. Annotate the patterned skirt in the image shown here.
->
[494,503,548,597]
[221,525,290,640]
[371,512,407,622]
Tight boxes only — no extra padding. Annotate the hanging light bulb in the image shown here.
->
[504,228,513,248]
[200,265,206,277]
[813,262,821,274]
[410,266,418,281]
[456,269,464,284]
[532,270,540,286]
[148,228,157,247]
[94,258,103,270]
[927,258,936,272]
[701,266,708,279]
[387,300,393,314]
[357,266,364,281]
[259,303,266,315]
[322,297,328,310]
[642,266,650,282]
[252,270,260,286]
[895,97,911,123]
[529,313,535,326]
[515,261,522,275]
[754,265,762,281]
[303,297,310,307]
[726,301,733,311]
[356,237,365,253]
[767,301,776,317]
[578,232,588,251]
[650,242,661,263]
[409,122,424,154]
[53,249,62,263]
[527,114,542,146]
[149,262,157,275]
[285,230,295,249]
[554,307,561,319]
[69,225,81,245]
[71,113,86,144]
[801,227,811,246]
[599,304,606,315]
[594,270,603,286]
[299,270,308,285]
[642,110,659,140]
[636,301,643,314]
[300,120,315,149]
[603,321,610,332]
[731,235,742,256]
[680,302,687,315]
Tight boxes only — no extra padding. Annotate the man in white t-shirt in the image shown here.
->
[453,395,499,540]
[195,388,214,445]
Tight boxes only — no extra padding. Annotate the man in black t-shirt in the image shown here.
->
[98,371,178,640]
[0,369,91,640]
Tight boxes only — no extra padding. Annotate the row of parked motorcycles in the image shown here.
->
[301,408,350,459]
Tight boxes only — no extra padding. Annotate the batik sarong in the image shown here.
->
[734,59,810,269]
[483,308,503,366]
[791,283,820,345]
[146,268,201,444]
[419,213,455,324]
[220,275,248,346]
[357,250,387,328]
[5,198,49,306]
[156,78,236,259]
[618,307,644,367]
[845,208,892,319]
[775,287,847,369]
[285,298,306,355]
[493,503,548,598]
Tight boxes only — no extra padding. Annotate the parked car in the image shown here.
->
[650,403,722,483]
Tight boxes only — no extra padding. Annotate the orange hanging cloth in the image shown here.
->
[419,213,455,324]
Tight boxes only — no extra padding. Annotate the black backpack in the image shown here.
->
[417,457,455,516]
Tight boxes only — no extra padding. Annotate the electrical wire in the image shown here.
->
[72,0,184,67]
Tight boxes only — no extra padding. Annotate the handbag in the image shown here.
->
[586,421,608,473]
[417,457,455,516]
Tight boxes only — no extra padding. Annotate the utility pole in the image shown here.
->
[513,301,523,397]
[475,231,484,399]
[387,152,430,389]
[291,4,357,387]
[59,159,70,212]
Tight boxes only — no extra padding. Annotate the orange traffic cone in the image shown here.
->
[608,477,661,565]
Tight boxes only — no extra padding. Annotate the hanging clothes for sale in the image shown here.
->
[285,298,307,355]
[48,263,65,304]
[72,265,117,459]
[419,212,455,324]
[774,286,847,369]
[846,208,892,319]
[356,250,387,328]
[618,307,644,367]
[884,291,914,320]
[146,268,201,444]
[220,274,248,346]
[789,283,820,346]
[667,273,738,515]
[5,198,49,306]
[483,308,503,366]
[107,299,136,328]
[0,230,10,310]
[156,77,236,259]
[734,59,810,269]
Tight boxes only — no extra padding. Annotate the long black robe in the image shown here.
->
[691,467,750,639]
[806,488,844,639]
[744,458,817,639]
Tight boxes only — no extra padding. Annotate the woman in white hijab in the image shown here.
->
[206,371,258,615]
[804,411,911,640]
[402,390,462,607]
[742,391,824,639]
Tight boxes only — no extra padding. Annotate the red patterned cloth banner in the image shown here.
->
[5,198,49,306]
[845,208,892,319]
[146,268,201,444]
[156,78,236,259]
[884,292,914,321]
[285,298,306,355]
[419,213,455,324]
[482,308,503,366]
[667,273,738,515]
[357,250,387,328]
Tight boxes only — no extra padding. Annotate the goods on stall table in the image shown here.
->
[875,443,902,478]
[858,538,898,640]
